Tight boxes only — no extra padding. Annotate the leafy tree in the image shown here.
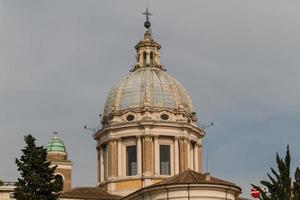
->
[0,179,3,186]
[14,134,62,200]
[252,146,300,200]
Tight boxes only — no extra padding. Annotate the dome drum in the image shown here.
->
[101,108,197,127]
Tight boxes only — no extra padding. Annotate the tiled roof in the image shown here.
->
[60,187,122,200]
[152,170,239,188]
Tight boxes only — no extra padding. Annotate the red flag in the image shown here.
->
[251,188,260,198]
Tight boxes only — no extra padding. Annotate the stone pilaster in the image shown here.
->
[194,143,199,172]
[142,135,154,175]
[100,146,104,182]
[117,138,122,177]
[187,140,191,169]
[137,136,142,175]
[154,135,159,175]
[97,146,100,184]
[178,137,188,172]
[174,137,179,174]
[197,142,202,173]
[108,138,118,178]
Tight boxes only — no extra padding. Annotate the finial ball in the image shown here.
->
[144,21,151,29]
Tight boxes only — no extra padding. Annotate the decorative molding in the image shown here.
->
[107,137,119,142]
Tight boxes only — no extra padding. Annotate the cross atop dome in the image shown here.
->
[142,7,152,29]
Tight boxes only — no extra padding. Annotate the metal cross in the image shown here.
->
[142,7,152,22]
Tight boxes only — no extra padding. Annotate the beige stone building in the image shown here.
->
[0,183,15,200]
[60,10,248,200]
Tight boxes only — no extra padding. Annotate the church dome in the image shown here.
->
[102,31,195,121]
[47,132,66,153]
[103,68,194,117]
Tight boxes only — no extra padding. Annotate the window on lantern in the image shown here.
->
[143,51,147,66]
[160,145,171,175]
[126,145,137,176]
[150,51,154,66]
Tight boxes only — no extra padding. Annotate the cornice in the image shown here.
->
[94,120,204,140]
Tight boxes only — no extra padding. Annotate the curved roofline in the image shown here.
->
[122,170,241,200]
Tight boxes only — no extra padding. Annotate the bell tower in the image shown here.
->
[46,132,72,192]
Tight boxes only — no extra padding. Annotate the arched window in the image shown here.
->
[143,51,147,66]
[150,51,154,66]
[55,174,63,191]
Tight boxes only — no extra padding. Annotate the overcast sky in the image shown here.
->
[1,0,300,198]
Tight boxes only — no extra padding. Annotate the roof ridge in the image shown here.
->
[188,170,202,182]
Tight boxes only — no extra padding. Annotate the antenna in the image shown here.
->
[201,122,214,173]
[84,125,97,134]
[201,122,214,131]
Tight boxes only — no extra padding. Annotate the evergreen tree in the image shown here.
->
[252,146,300,200]
[294,167,300,199]
[14,134,62,200]
[0,179,3,186]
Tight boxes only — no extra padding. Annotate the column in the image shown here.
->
[137,136,142,175]
[179,137,188,172]
[187,140,191,169]
[170,142,174,175]
[97,147,100,184]
[108,138,117,178]
[154,136,160,175]
[194,144,199,172]
[174,137,179,174]
[142,135,153,176]
[117,138,122,177]
[146,51,150,65]
[100,146,104,182]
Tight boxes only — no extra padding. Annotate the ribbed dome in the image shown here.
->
[103,67,194,117]
[102,30,195,121]
[47,132,66,153]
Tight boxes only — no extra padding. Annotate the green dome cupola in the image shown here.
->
[46,132,68,161]
[47,132,66,153]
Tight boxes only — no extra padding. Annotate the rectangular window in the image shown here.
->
[126,145,137,176]
[160,145,171,175]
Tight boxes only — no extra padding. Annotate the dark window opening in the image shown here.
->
[55,174,63,191]
[150,52,154,66]
[126,145,137,176]
[160,145,170,175]
[143,52,147,66]
[160,114,169,120]
[126,115,135,121]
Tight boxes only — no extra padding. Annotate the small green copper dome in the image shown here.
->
[47,132,66,153]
